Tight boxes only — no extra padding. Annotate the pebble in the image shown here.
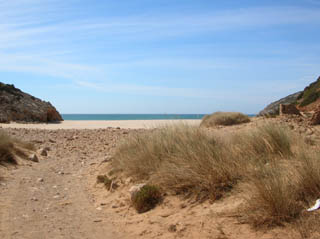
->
[53,195,60,199]
[37,178,44,183]
[29,154,39,163]
[96,207,102,211]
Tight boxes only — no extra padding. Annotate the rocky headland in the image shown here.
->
[0,82,63,123]
[259,76,320,117]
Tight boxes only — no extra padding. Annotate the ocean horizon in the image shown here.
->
[61,114,256,121]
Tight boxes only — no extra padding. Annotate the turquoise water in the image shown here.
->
[61,114,256,121]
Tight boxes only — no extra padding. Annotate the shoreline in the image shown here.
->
[0,119,201,130]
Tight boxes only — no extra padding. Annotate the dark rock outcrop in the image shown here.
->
[259,92,302,116]
[279,104,301,116]
[310,105,320,125]
[0,82,63,123]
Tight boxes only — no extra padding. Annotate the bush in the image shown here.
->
[132,185,162,213]
[200,112,250,127]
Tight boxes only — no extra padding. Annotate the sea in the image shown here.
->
[61,114,256,121]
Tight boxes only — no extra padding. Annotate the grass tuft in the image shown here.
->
[200,112,250,127]
[0,131,35,166]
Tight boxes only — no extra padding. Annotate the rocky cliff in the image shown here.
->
[259,76,320,116]
[0,82,63,123]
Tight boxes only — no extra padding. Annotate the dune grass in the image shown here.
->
[112,122,320,234]
[200,112,250,127]
[0,131,34,165]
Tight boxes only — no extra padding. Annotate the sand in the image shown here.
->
[0,119,201,130]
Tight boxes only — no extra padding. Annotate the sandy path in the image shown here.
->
[0,128,130,239]
[0,119,201,130]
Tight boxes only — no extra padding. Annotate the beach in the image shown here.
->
[0,119,201,130]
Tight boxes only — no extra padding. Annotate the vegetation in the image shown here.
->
[131,185,162,213]
[113,122,320,234]
[297,77,320,107]
[0,131,17,165]
[97,175,113,189]
[200,112,250,127]
[0,131,34,165]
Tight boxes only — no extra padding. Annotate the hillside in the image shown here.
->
[0,82,63,123]
[259,76,320,116]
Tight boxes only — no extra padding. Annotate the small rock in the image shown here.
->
[116,127,121,130]
[37,178,44,183]
[39,148,48,156]
[29,154,39,162]
[125,177,132,185]
[49,139,56,143]
[58,171,64,175]
[168,224,177,232]
[112,204,119,209]
[93,219,102,223]
[31,197,38,201]
[53,195,60,199]
[96,207,102,211]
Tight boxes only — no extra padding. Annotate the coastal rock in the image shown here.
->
[0,82,63,123]
[259,92,302,116]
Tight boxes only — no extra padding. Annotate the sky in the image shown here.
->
[1,0,320,114]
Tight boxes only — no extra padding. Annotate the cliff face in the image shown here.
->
[0,83,63,123]
[259,76,320,116]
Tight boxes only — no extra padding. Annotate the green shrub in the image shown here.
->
[96,175,112,189]
[132,185,162,213]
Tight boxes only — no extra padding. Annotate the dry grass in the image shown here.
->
[113,124,240,201]
[0,131,34,165]
[0,131,17,165]
[112,122,320,235]
[200,112,250,127]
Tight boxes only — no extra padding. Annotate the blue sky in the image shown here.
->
[1,0,320,114]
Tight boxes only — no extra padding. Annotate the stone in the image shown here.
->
[29,154,39,162]
[37,178,44,183]
[39,148,48,156]
[168,224,177,232]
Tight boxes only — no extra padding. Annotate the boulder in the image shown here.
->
[0,82,63,123]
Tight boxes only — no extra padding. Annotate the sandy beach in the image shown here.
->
[0,119,201,130]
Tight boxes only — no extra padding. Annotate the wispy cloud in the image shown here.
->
[0,1,319,103]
